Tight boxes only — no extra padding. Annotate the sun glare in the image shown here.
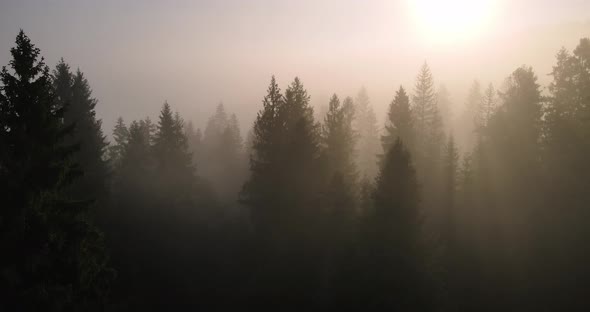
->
[409,0,497,43]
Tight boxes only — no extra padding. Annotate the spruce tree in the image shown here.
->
[361,138,430,310]
[353,87,380,180]
[108,117,129,167]
[241,76,322,307]
[382,85,414,154]
[280,77,321,216]
[52,58,73,111]
[240,76,285,232]
[538,39,590,308]
[412,62,443,173]
[0,30,113,311]
[219,113,246,200]
[319,94,358,302]
[65,68,109,202]
[437,84,453,131]
[441,135,460,308]
[152,102,194,199]
[139,116,156,145]
[442,135,459,240]
[458,80,484,151]
[184,120,202,167]
[481,83,496,130]
[201,103,246,199]
[322,94,357,186]
[484,66,543,305]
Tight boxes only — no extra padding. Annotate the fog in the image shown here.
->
[2,0,590,311]
[1,0,589,133]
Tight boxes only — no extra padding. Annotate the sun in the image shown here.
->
[409,0,497,44]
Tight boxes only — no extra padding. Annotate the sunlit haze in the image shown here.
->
[1,0,588,133]
[409,0,497,43]
[2,1,590,310]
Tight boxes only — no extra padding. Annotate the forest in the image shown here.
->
[1,29,590,311]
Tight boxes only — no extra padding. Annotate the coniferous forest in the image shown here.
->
[2,27,590,311]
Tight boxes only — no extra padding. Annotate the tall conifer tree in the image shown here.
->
[0,30,113,311]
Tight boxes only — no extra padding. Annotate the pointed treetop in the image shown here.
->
[8,30,46,82]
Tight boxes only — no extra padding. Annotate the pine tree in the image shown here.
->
[382,85,414,154]
[64,68,109,202]
[319,94,358,302]
[484,66,543,305]
[184,120,202,167]
[354,87,380,180]
[442,135,459,240]
[119,120,153,178]
[481,83,496,129]
[240,77,323,307]
[108,117,129,167]
[281,77,321,212]
[152,102,194,198]
[412,62,444,173]
[219,113,246,199]
[441,135,460,308]
[538,39,590,308]
[240,76,285,229]
[201,103,246,200]
[361,138,430,310]
[437,84,453,131]
[52,58,73,111]
[458,80,484,151]
[322,94,357,186]
[0,30,113,311]
[139,116,156,145]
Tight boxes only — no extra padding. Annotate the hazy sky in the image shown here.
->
[1,0,589,136]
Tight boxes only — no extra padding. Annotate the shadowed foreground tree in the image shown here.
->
[240,76,326,308]
[52,60,109,204]
[0,30,113,311]
[319,94,358,304]
[357,138,432,310]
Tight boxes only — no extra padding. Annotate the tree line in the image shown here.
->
[2,30,590,311]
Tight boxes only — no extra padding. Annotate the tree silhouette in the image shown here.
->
[359,138,431,310]
[0,30,113,311]
[382,85,414,154]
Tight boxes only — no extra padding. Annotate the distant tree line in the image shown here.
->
[2,30,590,311]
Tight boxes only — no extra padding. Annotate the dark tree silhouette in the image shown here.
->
[0,30,113,311]
[382,85,414,154]
[359,138,431,310]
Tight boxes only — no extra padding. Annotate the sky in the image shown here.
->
[1,0,589,136]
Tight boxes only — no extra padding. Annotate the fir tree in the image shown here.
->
[322,94,357,186]
[441,135,460,308]
[52,58,73,111]
[152,102,194,199]
[458,80,484,151]
[354,87,380,180]
[437,84,453,131]
[412,62,443,173]
[184,120,202,167]
[0,30,113,311]
[65,68,109,202]
[484,66,543,304]
[360,138,430,310]
[382,85,414,154]
[108,117,129,167]
[481,83,496,130]
[240,76,285,230]
[319,94,358,301]
[201,103,245,200]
